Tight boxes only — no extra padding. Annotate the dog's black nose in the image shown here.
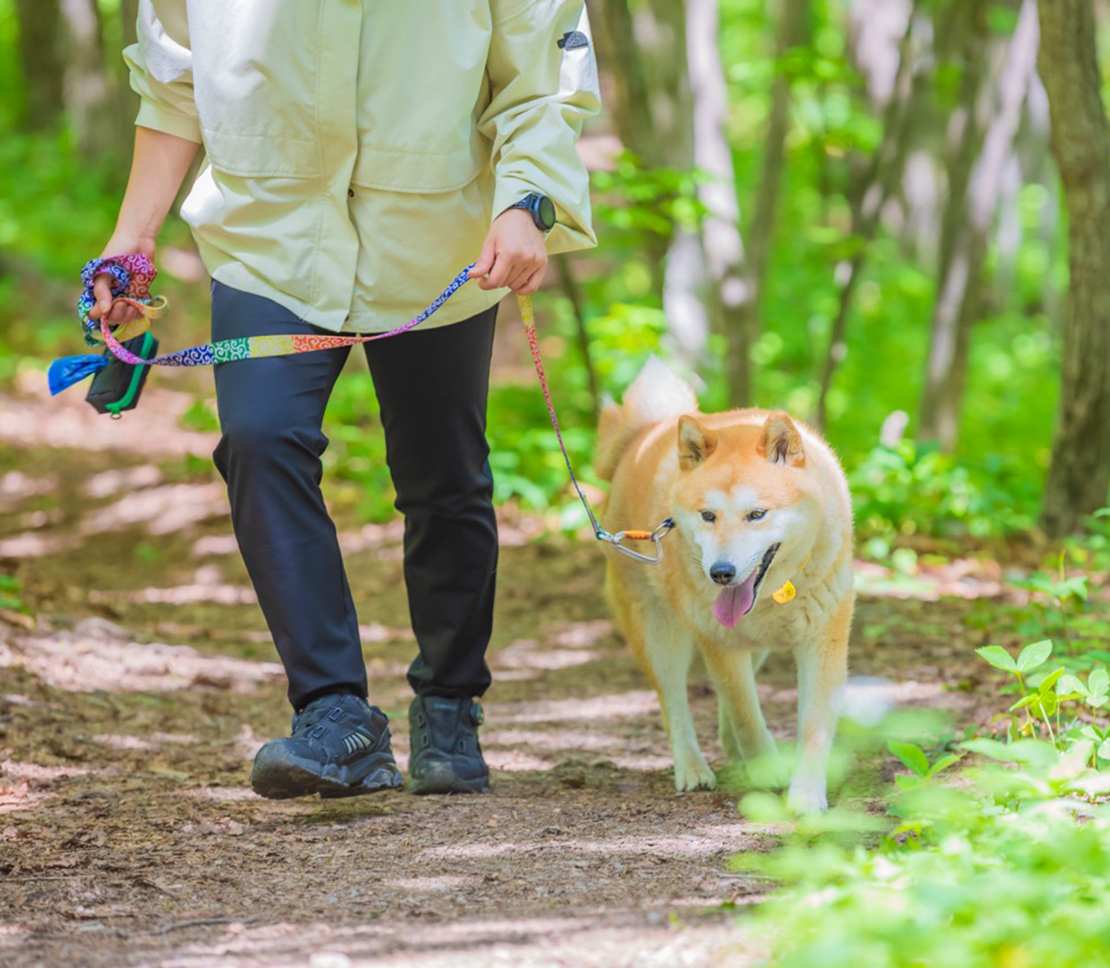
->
[710,561,736,585]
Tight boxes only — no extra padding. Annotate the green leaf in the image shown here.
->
[1016,640,1053,673]
[888,740,930,777]
[926,753,963,778]
[976,645,1018,673]
[1057,673,1088,699]
[1098,738,1110,762]
[1087,667,1109,698]
[1008,694,1038,713]
[1037,667,1065,696]
[738,791,789,823]
[960,738,1058,769]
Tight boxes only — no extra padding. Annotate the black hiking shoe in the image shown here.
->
[408,696,490,795]
[251,693,403,799]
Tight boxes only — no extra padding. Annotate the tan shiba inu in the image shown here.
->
[598,359,854,812]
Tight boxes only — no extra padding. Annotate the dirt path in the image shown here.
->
[0,385,1000,966]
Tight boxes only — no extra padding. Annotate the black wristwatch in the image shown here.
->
[506,193,556,232]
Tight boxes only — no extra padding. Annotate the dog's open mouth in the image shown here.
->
[712,543,781,628]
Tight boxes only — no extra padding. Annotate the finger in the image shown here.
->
[481,251,513,291]
[509,252,547,291]
[108,303,137,325]
[469,235,497,279]
[90,276,114,320]
[505,263,535,293]
[517,264,546,295]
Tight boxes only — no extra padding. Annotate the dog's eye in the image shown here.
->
[747,508,767,522]
[700,510,717,523]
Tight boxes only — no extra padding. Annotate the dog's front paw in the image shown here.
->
[673,754,717,792]
[786,774,828,813]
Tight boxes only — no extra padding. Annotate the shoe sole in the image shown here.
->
[407,767,490,796]
[251,750,403,800]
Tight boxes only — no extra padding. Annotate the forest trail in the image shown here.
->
[1,382,994,966]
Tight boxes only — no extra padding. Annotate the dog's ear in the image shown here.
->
[759,411,805,467]
[677,415,718,470]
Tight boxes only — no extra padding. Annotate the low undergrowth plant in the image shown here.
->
[731,638,1110,967]
[975,639,1110,764]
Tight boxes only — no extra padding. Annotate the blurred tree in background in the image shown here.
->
[1,0,1108,543]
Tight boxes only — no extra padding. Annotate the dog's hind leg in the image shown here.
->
[641,616,715,792]
[787,599,851,813]
[703,646,777,762]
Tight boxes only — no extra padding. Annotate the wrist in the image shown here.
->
[105,224,157,257]
[494,207,542,232]
[500,193,556,233]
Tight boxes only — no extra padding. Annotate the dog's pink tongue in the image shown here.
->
[713,574,757,628]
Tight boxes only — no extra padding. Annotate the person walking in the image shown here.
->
[90,1,599,798]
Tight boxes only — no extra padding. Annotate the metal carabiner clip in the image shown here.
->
[598,517,675,565]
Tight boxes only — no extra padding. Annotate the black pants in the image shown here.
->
[211,281,499,710]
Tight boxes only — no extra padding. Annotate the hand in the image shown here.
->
[469,208,547,294]
[88,233,157,328]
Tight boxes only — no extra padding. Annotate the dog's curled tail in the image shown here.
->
[596,356,698,481]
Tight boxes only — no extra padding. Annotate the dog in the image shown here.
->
[597,358,854,812]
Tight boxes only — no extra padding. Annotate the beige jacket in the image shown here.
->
[126,0,600,332]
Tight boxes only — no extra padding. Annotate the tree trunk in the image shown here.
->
[595,0,697,323]
[555,255,601,421]
[60,0,118,158]
[14,0,65,131]
[1037,0,1110,535]
[918,0,1039,450]
[688,0,808,407]
[686,0,748,397]
[114,0,141,151]
[595,0,657,164]
[816,0,923,429]
[730,0,808,407]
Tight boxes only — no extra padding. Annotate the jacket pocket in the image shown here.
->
[201,129,321,179]
[350,135,489,194]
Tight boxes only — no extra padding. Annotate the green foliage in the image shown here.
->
[973,639,1110,761]
[731,638,1110,967]
[849,440,1036,542]
[741,780,1110,967]
[0,573,27,613]
[591,152,705,242]
[0,128,122,279]
[966,543,1110,671]
[886,739,962,787]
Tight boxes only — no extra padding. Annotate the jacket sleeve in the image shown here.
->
[479,0,601,253]
[122,0,202,143]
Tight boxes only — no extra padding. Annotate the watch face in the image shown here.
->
[536,194,556,230]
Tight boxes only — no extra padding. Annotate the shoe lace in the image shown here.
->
[292,697,343,738]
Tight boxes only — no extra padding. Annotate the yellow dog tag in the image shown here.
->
[772,580,796,604]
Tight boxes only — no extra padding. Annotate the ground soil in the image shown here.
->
[0,378,1015,967]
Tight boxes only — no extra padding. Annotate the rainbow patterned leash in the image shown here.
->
[99,264,475,367]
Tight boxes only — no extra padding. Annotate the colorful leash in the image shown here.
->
[49,254,674,562]
[69,264,474,372]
